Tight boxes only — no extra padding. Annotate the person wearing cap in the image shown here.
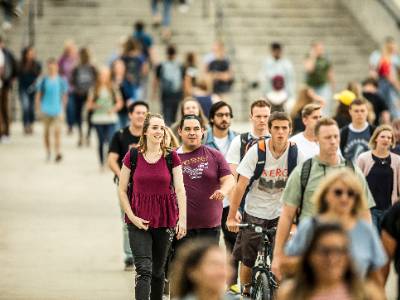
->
[333,89,356,128]
[339,98,376,163]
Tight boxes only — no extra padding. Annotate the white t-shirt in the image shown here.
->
[289,132,319,160]
[226,132,259,165]
[237,141,301,220]
[214,135,230,157]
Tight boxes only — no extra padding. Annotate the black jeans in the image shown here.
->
[161,91,182,126]
[174,226,220,254]
[128,225,174,300]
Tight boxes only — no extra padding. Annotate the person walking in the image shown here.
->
[357,125,400,232]
[283,169,387,286]
[272,118,376,280]
[108,101,149,270]
[226,112,301,297]
[278,222,384,300]
[177,114,234,244]
[154,45,184,125]
[86,67,123,170]
[35,58,68,162]
[17,45,41,134]
[289,103,322,160]
[71,47,97,146]
[118,113,187,300]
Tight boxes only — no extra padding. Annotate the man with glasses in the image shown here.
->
[177,114,235,244]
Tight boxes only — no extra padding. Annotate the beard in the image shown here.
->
[214,122,230,130]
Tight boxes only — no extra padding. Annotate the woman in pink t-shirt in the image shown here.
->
[119,113,186,300]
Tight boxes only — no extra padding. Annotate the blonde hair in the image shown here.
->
[369,124,396,149]
[313,169,367,217]
[138,113,170,156]
[165,126,180,149]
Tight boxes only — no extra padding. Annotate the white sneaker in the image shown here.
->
[1,136,10,144]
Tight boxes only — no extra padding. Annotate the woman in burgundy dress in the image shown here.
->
[119,113,186,300]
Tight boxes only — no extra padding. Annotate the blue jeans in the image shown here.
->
[371,208,388,233]
[94,124,115,165]
[151,0,172,27]
[19,89,35,127]
[66,93,75,129]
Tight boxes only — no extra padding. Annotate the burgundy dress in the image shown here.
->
[123,150,181,228]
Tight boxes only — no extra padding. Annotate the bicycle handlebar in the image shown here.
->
[237,223,277,235]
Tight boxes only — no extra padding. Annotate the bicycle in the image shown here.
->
[237,223,278,300]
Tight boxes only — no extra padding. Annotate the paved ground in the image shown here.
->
[0,122,398,299]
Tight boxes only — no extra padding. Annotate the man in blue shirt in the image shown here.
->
[35,58,68,162]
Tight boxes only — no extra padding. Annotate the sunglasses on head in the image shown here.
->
[332,188,356,198]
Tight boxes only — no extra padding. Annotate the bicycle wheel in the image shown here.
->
[252,272,271,300]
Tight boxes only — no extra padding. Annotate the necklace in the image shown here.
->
[143,150,162,163]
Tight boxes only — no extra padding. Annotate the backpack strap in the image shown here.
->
[129,147,139,175]
[296,158,313,224]
[239,132,250,161]
[340,126,349,154]
[287,143,298,177]
[165,150,174,188]
[249,139,267,185]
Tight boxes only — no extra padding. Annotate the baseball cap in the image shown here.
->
[334,90,356,106]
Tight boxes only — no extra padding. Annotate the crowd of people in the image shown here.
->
[3,4,400,299]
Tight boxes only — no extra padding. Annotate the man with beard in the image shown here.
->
[204,101,239,290]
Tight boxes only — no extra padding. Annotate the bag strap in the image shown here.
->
[296,158,313,224]
[340,126,349,153]
[165,150,174,187]
[239,132,250,161]
[287,143,298,177]
[129,147,139,178]
[345,158,355,172]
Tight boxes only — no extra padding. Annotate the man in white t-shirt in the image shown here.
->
[226,111,302,296]
[289,103,321,160]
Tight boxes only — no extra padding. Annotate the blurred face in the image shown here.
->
[47,62,58,75]
[113,60,126,77]
[310,233,349,283]
[190,248,231,295]
[317,125,340,156]
[349,104,368,125]
[386,41,397,54]
[212,106,231,130]
[250,106,271,134]
[183,101,200,116]
[303,109,322,131]
[272,48,282,60]
[179,119,204,149]
[313,43,324,56]
[129,105,148,128]
[27,48,36,60]
[325,180,356,216]
[375,130,393,150]
[269,120,291,145]
[99,68,111,84]
[145,117,165,145]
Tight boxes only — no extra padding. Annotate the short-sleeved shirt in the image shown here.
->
[342,124,372,163]
[289,132,319,160]
[226,132,259,165]
[122,150,181,228]
[306,56,331,88]
[285,218,387,278]
[282,156,375,222]
[108,126,140,167]
[237,142,301,220]
[178,145,231,229]
[38,76,68,116]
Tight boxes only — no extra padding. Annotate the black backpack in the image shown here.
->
[127,148,174,201]
[295,158,355,224]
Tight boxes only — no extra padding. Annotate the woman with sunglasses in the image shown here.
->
[278,222,384,300]
[119,113,187,300]
[357,125,400,232]
[283,169,387,287]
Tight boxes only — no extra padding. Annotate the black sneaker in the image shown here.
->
[55,154,63,163]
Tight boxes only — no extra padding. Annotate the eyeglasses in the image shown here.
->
[332,188,356,198]
[215,113,231,118]
[314,245,348,257]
